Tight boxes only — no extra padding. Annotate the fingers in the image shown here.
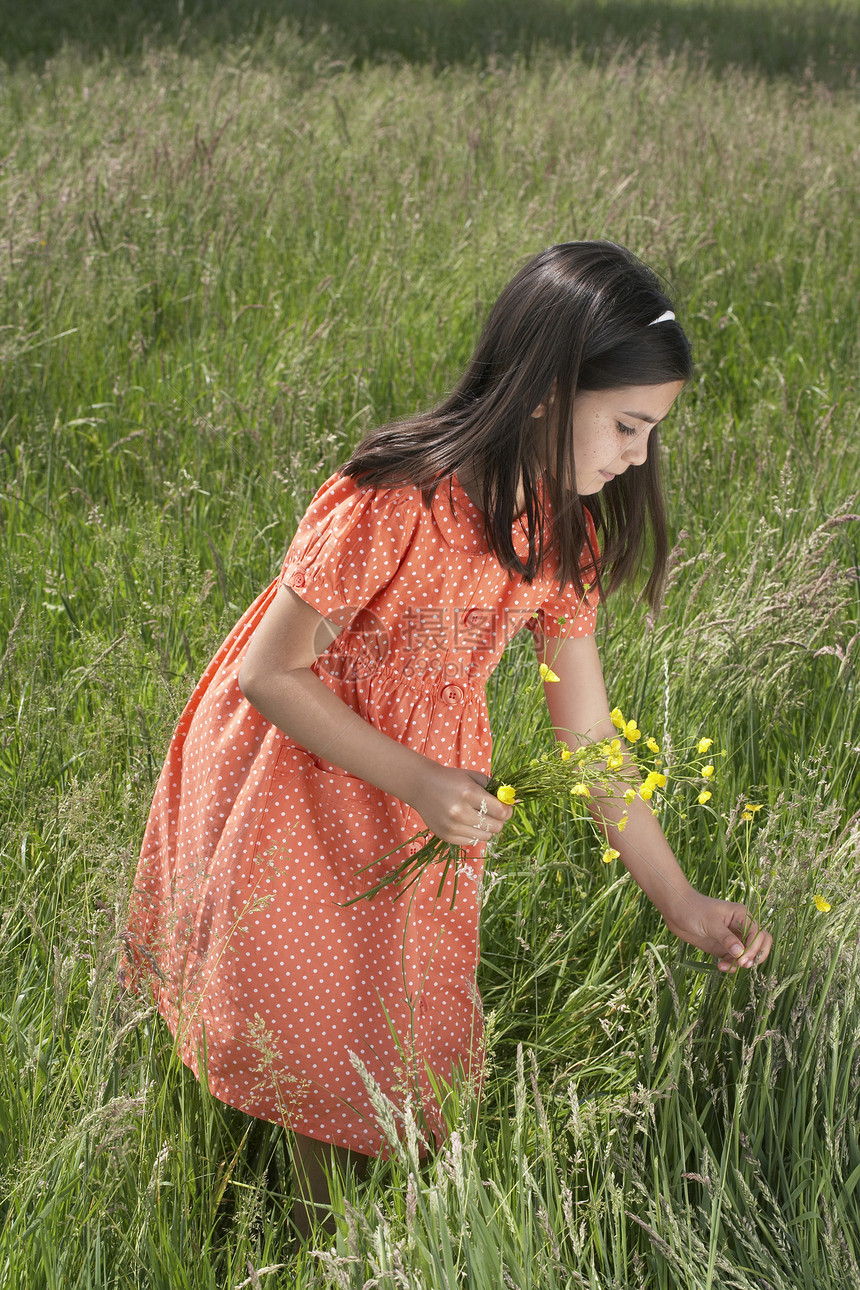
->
[716,906,773,973]
[459,778,512,826]
[733,927,773,969]
[462,797,510,847]
[416,765,517,849]
[714,908,748,964]
[453,779,512,850]
[469,775,512,814]
[727,906,759,941]
[728,909,773,967]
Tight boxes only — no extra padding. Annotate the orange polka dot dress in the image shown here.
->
[126,471,598,1156]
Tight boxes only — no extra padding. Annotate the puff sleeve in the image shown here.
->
[528,509,601,641]
[276,472,421,621]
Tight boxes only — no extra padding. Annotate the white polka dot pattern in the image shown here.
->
[125,472,598,1156]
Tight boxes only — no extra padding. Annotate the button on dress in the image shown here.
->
[126,472,598,1155]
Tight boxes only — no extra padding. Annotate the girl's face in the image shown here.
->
[536,380,685,495]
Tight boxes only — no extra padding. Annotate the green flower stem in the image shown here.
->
[348,735,728,905]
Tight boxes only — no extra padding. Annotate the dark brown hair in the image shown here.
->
[342,241,692,608]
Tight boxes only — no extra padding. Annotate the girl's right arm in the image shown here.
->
[538,631,772,972]
[237,585,512,849]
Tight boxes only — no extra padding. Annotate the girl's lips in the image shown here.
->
[599,470,616,481]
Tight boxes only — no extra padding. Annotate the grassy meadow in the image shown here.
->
[2,1,860,1285]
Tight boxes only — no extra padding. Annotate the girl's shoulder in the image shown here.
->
[288,470,431,563]
[299,470,483,551]
[278,472,432,613]
[304,469,424,515]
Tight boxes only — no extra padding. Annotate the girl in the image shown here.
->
[125,241,773,1234]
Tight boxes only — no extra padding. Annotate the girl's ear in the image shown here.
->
[531,380,558,418]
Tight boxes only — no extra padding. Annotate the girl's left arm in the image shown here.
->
[537,632,773,973]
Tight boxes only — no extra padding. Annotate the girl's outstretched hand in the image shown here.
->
[409,764,513,851]
[663,891,773,973]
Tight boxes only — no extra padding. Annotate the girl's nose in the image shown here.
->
[622,431,650,467]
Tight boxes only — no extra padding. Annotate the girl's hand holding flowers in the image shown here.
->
[409,763,513,851]
[344,762,514,908]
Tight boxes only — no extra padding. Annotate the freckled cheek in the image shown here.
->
[592,430,617,463]
[575,424,607,457]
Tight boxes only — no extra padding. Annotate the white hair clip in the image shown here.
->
[649,310,676,325]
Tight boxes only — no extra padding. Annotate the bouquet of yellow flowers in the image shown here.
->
[346,693,737,908]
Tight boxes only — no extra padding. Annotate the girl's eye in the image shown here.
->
[617,421,638,438]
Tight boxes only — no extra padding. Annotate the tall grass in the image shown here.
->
[2,7,859,1286]
[4,0,860,88]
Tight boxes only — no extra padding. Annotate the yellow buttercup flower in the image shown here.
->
[601,848,620,864]
[813,894,831,912]
[697,737,714,754]
[539,662,560,683]
[623,720,642,743]
[741,803,763,822]
[496,784,516,805]
[697,790,712,805]
[640,772,666,797]
[560,747,574,762]
[646,736,660,754]
[616,814,628,832]
[606,754,624,771]
[623,788,636,804]
[642,771,667,792]
[610,707,625,731]
[702,765,715,778]
[570,783,590,798]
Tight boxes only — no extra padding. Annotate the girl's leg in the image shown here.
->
[290,1131,369,1238]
